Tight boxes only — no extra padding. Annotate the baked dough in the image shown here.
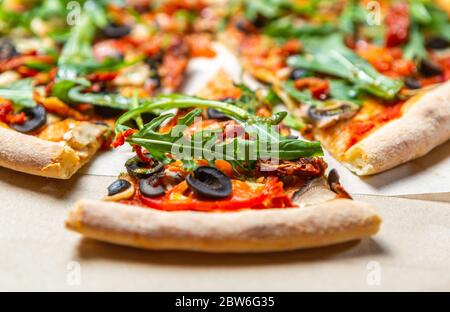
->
[66,177,381,253]
[66,198,380,253]
[0,122,106,179]
[343,81,450,175]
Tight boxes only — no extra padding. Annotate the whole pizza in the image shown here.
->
[0,0,448,253]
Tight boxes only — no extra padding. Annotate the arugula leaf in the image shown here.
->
[403,24,427,60]
[282,81,321,107]
[287,34,403,100]
[0,79,36,108]
[116,95,323,170]
[264,16,336,38]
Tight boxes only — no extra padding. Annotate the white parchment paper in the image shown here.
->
[80,43,450,197]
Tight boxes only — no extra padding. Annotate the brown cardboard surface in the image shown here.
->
[1,166,450,291]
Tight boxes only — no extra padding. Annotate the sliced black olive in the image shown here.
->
[102,22,131,39]
[107,179,132,196]
[0,39,18,60]
[425,37,449,50]
[11,105,47,133]
[139,178,165,197]
[404,76,421,89]
[207,108,229,120]
[94,105,122,118]
[289,68,308,80]
[186,166,232,199]
[235,19,251,33]
[125,156,164,179]
[419,59,443,77]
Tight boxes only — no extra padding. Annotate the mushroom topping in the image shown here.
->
[11,105,47,133]
[186,166,232,199]
[125,156,164,179]
[327,169,352,199]
[104,179,135,201]
[307,100,359,129]
[292,177,337,208]
[139,178,165,198]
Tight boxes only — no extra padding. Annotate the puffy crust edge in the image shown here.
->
[343,81,450,175]
[66,199,381,253]
[0,127,100,179]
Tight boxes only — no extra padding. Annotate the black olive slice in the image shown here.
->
[289,68,308,80]
[186,166,232,199]
[139,178,165,197]
[0,39,18,60]
[11,105,47,133]
[206,108,229,120]
[102,22,131,38]
[419,59,443,77]
[425,37,449,50]
[125,156,164,179]
[404,76,421,90]
[107,179,132,196]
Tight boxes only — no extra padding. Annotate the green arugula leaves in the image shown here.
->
[288,34,403,100]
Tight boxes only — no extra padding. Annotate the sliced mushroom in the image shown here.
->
[327,169,352,199]
[292,177,337,208]
[11,105,47,133]
[186,166,232,199]
[307,100,359,129]
[104,179,135,201]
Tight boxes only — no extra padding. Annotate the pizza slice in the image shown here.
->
[0,0,203,178]
[65,72,381,252]
[220,0,450,175]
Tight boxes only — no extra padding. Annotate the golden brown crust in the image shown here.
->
[66,198,381,253]
[343,81,450,175]
[436,0,450,16]
[0,123,105,179]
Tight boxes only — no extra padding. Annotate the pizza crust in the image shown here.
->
[66,198,380,253]
[343,81,450,175]
[0,124,105,179]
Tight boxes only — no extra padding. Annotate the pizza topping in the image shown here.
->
[327,169,352,199]
[0,39,18,61]
[139,177,166,198]
[307,101,359,129]
[206,108,229,120]
[186,166,232,200]
[419,59,443,77]
[104,178,135,202]
[256,158,326,179]
[102,22,132,39]
[404,76,421,90]
[136,176,292,211]
[108,179,132,196]
[11,105,47,133]
[385,2,410,48]
[425,37,450,50]
[125,155,164,179]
